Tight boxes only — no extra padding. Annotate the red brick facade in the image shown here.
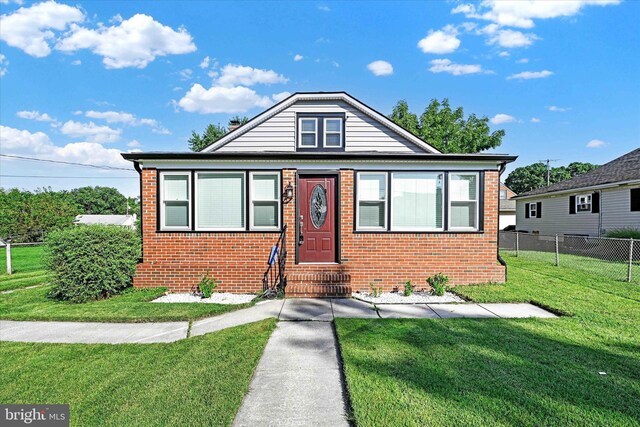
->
[134,168,505,294]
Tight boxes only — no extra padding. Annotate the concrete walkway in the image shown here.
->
[0,299,556,344]
[232,322,349,427]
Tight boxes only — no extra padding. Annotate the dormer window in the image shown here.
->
[299,118,318,148]
[296,113,345,151]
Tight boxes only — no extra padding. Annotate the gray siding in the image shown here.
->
[516,185,640,236]
[217,100,422,153]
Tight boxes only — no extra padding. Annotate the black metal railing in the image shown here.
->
[262,225,287,298]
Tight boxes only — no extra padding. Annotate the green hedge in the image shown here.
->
[605,228,640,239]
[46,225,141,303]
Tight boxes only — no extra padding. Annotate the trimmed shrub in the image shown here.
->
[198,272,218,298]
[605,228,640,239]
[46,225,141,303]
[403,280,414,296]
[427,273,449,296]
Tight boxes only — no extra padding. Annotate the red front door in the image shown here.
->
[298,175,337,263]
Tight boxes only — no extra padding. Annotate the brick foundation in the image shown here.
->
[134,168,505,294]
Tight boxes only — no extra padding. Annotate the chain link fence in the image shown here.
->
[500,231,638,284]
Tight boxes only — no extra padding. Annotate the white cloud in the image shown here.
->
[428,59,486,76]
[216,64,288,87]
[127,140,142,148]
[0,53,7,76]
[83,110,170,134]
[178,84,272,114]
[0,1,84,57]
[0,1,25,4]
[507,70,553,80]
[452,1,620,29]
[16,110,55,122]
[272,91,291,102]
[517,58,529,64]
[294,54,303,61]
[367,60,393,76]
[531,117,541,123]
[199,56,210,69]
[490,114,516,124]
[55,14,196,69]
[418,25,460,54]
[488,29,537,48]
[0,125,129,168]
[332,60,340,68]
[586,139,606,148]
[317,5,330,12]
[498,51,510,57]
[71,59,81,65]
[179,68,193,80]
[547,105,570,112]
[60,120,121,143]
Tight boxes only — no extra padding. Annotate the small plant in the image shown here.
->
[369,282,382,298]
[427,273,449,296]
[198,271,218,298]
[403,280,413,296]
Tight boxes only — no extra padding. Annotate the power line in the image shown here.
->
[0,154,133,171]
[0,175,137,179]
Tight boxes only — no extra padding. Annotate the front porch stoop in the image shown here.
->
[285,272,352,298]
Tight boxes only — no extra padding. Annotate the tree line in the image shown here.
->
[0,186,139,243]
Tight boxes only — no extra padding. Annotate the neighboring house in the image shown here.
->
[74,214,137,230]
[499,183,517,230]
[514,147,640,237]
[122,92,516,296]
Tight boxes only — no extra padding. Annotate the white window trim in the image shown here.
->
[529,202,537,218]
[576,193,592,213]
[390,172,444,232]
[323,118,343,148]
[194,171,246,232]
[356,172,387,231]
[249,171,281,231]
[448,172,479,231]
[298,118,318,148]
[159,171,191,231]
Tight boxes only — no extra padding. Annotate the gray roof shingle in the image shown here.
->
[517,147,640,197]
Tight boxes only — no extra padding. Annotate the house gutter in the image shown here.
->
[497,161,507,280]
[133,161,143,261]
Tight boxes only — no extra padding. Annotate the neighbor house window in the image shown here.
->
[449,173,479,230]
[576,194,592,212]
[250,172,280,230]
[500,190,507,199]
[391,172,443,231]
[357,172,387,229]
[324,118,343,147]
[529,203,537,218]
[160,172,191,230]
[195,172,245,231]
[632,188,640,212]
[298,118,318,147]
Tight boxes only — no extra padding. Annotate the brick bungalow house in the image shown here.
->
[122,92,516,297]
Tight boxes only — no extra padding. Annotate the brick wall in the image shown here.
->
[134,168,505,293]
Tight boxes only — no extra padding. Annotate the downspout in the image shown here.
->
[497,161,507,280]
[133,161,143,261]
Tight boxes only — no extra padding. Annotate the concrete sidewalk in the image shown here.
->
[232,322,349,427]
[0,299,556,344]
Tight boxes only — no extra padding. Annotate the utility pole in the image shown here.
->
[539,159,558,186]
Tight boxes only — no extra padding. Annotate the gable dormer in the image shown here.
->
[203,92,439,154]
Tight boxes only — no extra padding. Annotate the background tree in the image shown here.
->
[389,98,505,153]
[188,116,250,152]
[67,186,130,215]
[505,162,600,194]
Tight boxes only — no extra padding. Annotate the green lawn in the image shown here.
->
[0,245,51,291]
[336,254,640,426]
[0,285,256,322]
[0,319,276,426]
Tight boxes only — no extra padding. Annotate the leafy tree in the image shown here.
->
[188,116,250,152]
[389,99,505,153]
[67,186,129,215]
[505,162,600,194]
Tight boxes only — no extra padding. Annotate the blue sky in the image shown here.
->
[1,0,638,197]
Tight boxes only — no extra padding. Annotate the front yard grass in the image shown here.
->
[0,285,255,322]
[0,245,50,291]
[0,319,276,426]
[335,254,640,426]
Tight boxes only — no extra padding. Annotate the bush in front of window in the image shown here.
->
[403,280,414,296]
[198,271,218,298]
[46,225,141,303]
[427,273,449,296]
